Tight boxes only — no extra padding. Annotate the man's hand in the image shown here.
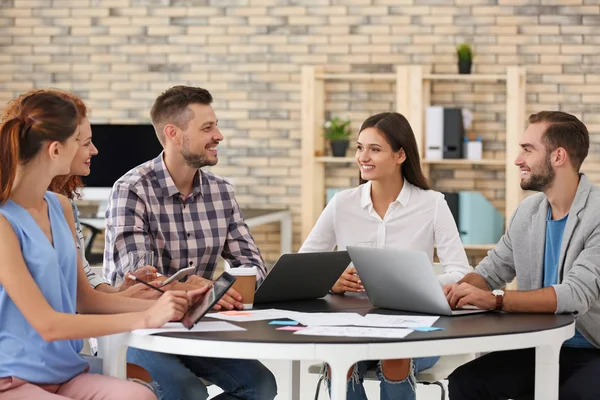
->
[331,267,364,294]
[214,287,243,311]
[185,274,243,310]
[446,282,495,310]
[185,274,212,287]
[443,283,459,297]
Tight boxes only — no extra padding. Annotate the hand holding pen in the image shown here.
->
[127,274,165,294]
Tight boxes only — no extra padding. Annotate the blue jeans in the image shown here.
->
[127,348,277,400]
[328,356,439,400]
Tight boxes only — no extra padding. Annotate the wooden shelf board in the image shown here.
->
[464,244,496,251]
[423,73,506,82]
[315,156,356,163]
[317,157,506,166]
[315,73,396,81]
[422,159,506,166]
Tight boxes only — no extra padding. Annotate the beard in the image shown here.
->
[520,154,555,192]
[181,136,218,169]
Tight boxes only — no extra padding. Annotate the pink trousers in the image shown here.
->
[0,373,156,400]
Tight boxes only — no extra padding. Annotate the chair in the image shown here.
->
[308,353,474,400]
[80,221,104,265]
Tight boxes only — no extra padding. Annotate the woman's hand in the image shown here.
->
[119,266,158,290]
[117,281,163,300]
[331,267,365,294]
[186,284,213,306]
[143,291,189,328]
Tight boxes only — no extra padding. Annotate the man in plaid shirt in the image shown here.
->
[103,86,277,400]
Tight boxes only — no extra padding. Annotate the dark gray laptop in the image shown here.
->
[347,246,487,316]
[253,251,351,304]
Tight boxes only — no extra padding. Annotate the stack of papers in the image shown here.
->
[295,326,413,339]
[208,309,438,329]
[134,321,246,336]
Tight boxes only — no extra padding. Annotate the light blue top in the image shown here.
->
[543,207,593,348]
[0,192,88,383]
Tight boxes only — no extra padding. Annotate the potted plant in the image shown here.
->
[457,43,473,74]
[323,116,351,157]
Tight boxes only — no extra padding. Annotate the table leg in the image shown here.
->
[288,360,301,400]
[280,213,292,255]
[328,361,352,400]
[534,343,561,400]
[97,333,129,379]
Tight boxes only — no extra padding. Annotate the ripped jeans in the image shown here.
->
[325,357,439,400]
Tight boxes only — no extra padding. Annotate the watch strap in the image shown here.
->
[495,293,504,311]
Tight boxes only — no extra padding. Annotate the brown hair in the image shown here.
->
[47,90,89,199]
[0,90,80,203]
[150,85,213,145]
[528,111,589,172]
[358,112,430,190]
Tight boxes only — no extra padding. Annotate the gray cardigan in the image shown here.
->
[476,174,600,348]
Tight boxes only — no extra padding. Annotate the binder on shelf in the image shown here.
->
[443,108,464,159]
[425,106,465,160]
[326,188,342,204]
[458,192,504,245]
[425,106,444,160]
[441,192,459,228]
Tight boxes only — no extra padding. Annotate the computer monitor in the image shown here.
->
[82,124,163,215]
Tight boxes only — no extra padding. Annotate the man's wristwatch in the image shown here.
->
[492,289,504,311]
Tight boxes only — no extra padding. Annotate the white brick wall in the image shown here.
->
[1,0,600,263]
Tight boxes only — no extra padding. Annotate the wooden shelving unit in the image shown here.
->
[301,65,527,251]
[422,159,506,166]
[464,244,497,251]
[404,65,527,224]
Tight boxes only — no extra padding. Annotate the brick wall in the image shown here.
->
[2,0,600,266]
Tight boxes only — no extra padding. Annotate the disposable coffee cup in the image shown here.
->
[228,267,257,309]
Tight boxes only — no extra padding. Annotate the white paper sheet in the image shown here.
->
[206,309,296,322]
[133,321,246,336]
[360,314,439,328]
[281,312,437,328]
[207,309,439,329]
[294,326,413,339]
[286,312,364,327]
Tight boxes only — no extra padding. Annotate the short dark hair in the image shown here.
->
[528,111,589,171]
[150,86,213,145]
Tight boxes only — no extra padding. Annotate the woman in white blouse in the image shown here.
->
[300,112,471,400]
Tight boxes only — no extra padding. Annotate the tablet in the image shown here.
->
[160,266,196,287]
[181,272,236,330]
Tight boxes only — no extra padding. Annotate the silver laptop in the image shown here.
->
[347,246,487,316]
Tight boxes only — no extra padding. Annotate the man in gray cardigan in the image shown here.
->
[445,111,600,399]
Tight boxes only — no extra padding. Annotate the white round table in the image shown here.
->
[98,295,574,400]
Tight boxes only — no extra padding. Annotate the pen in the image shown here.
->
[127,275,165,294]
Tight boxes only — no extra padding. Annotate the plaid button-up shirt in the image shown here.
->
[103,153,267,286]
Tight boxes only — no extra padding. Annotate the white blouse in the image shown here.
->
[300,180,472,286]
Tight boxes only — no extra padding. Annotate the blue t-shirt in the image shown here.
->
[0,192,88,383]
[543,207,594,348]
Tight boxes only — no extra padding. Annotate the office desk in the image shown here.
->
[98,294,574,400]
[81,207,292,255]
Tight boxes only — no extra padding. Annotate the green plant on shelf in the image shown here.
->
[456,43,473,63]
[323,116,351,141]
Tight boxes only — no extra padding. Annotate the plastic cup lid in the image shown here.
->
[227,266,257,277]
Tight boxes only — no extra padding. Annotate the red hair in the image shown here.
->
[0,90,80,203]
[47,90,89,199]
